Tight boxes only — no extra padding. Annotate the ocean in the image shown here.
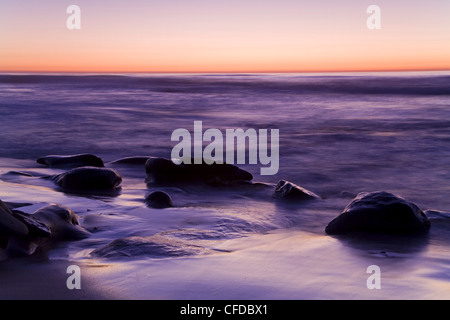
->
[0,72,450,299]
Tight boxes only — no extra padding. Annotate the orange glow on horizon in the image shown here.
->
[2,53,448,74]
[0,1,449,74]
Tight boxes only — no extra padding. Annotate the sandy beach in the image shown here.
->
[2,228,450,300]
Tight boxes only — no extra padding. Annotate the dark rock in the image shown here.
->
[11,210,51,238]
[145,157,181,184]
[145,191,173,209]
[0,235,8,249]
[33,204,90,240]
[145,157,253,185]
[52,167,122,191]
[0,200,28,237]
[37,154,104,169]
[325,191,431,235]
[0,201,89,257]
[274,180,320,200]
[3,202,34,209]
[6,210,52,256]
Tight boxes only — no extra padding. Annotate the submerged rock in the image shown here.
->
[145,157,253,185]
[37,154,104,169]
[145,191,173,209]
[109,156,151,166]
[325,191,431,235]
[52,167,122,191]
[274,180,320,201]
[91,234,211,258]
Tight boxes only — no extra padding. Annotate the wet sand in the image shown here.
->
[0,257,122,300]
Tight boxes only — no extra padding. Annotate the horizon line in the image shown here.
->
[1,67,450,75]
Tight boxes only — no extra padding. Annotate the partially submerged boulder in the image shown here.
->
[33,204,90,240]
[145,191,173,209]
[11,211,51,239]
[6,210,52,256]
[0,200,89,257]
[37,154,104,169]
[325,191,431,235]
[0,200,29,237]
[52,167,122,191]
[145,157,253,185]
[274,180,320,201]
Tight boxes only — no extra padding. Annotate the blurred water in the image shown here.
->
[1,72,449,208]
[1,72,450,299]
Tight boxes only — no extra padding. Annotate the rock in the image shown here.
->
[91,234,210,259]
[325,191,431,235]
[33,204,90,240]
[145,191,174,209]
[0,200,28,237]
[145,158,181,184]
[6,210,51,256]
[0,202,89,257]
[37,154,104,169]
[0,234,8,249]
[52,167,122,191]
[274,180,320,201]
[3,202,34,209]
[145,157,253,185]
[11,210,51,238]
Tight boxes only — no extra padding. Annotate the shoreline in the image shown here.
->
[1,224,450,300]
[0,257,122,300]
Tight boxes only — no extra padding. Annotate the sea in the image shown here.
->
[0,72,449,300]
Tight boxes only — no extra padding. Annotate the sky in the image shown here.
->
[0,0,449,73]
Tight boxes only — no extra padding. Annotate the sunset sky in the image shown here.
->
[0,0,449,73]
